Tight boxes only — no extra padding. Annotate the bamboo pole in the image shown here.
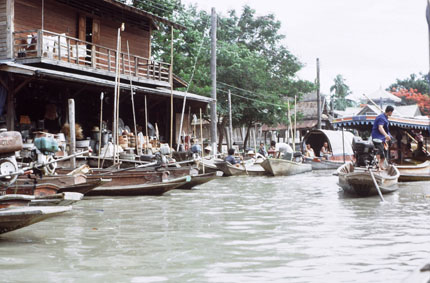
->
[294,95,297,151]
[169,26,174,150]
[200,108,205,173]
[145,95,149,153]
[112,26,121,164]
[126,40,139,155]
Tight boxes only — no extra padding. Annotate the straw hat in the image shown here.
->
[204,146,212,151]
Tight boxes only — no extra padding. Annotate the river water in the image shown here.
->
[1,171,430,283]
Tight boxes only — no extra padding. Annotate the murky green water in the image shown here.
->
[1,171,430,282]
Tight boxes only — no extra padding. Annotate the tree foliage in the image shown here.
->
[329,74,354,111]
[388,73,430,116]
[129,1,315,147]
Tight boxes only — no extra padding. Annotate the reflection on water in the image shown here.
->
[1,171,429,282]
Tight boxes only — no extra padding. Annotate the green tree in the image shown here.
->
[388,73,429,95]
[330,74,354,111]
[129,1,314,149]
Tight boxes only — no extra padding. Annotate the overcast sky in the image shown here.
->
[181,0,429,99]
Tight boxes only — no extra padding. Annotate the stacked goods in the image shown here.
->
[119,135,128,149]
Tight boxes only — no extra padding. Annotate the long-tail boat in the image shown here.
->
[337,162,399,196]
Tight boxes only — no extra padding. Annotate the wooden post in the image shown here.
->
[68,99,76,168]
[316,58,321,129]
[6,0,14,59]
[6,75,14,130]
[210,8,218,154]
[97,92,104,168]
[294,95,297,151]
[228,89,233,148]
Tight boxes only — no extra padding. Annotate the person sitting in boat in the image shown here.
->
[258,142,268,157]
[371,105,394,170]
[268,141,277,157]
[412,141,428,161]
[319,142,332,160]
[305,143,315,158]
[225,148,242,165]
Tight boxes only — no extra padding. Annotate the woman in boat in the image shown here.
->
[305,143,315,158]
[320,142,332,160]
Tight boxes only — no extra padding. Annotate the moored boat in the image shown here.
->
[396,160,430,182]
[0,205,72,234]
[304,157,344,170]
[214,160,266,176]
[337,162,399,196]
[85,176,191,196]
[260,158,312,176]
[302,129,355,170]
[175,171,223,190]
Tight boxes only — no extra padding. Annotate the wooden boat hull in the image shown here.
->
[4,183,60,197]
[260,158,312,176]
[304,157,343,170]
[57,179,103,195]
[396,161,430,182]
[175,172,221,190]
[215,161,266,177]
[337,163,399,196]
[29,192,84,206]
[85,176,191,196]
[0,206,71,234]
[398,174,430,182]
[17,174,87,187]
[198,159,221,174]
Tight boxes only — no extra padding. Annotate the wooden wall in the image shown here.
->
[0,0,8,58]
[99,18,151,59]
[13,0,151,59]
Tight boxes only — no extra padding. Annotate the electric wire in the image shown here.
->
[216,88,286,108]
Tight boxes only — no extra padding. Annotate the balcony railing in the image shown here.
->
[13,29,171,83]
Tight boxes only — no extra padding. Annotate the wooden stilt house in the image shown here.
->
[0,0,210,144]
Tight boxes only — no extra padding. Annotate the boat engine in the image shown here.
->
[352,136,375,167]
[33,136,59,175]
[0,129,23,186]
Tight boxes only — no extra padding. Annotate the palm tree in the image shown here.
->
[330,74,353,111]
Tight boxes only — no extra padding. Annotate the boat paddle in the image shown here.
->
[368,166,385,202]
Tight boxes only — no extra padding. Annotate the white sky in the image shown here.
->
[181,0,429,99]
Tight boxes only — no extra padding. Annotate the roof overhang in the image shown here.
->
[333,115,430,133]
[0,62,211,104]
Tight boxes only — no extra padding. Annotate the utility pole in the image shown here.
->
[210,8,217,154]
[426,0,430,94]
[228,90,233,148]
[316,58,321,129]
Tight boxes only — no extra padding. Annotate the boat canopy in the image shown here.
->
[333,115,430,134]
[302,129,354,158]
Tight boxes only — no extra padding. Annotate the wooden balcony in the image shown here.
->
[13,30,171,87]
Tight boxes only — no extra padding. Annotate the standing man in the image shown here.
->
[371,105,394,170]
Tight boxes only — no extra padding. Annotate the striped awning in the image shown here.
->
[333,115,430,132]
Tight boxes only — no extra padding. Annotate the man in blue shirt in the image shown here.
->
[225,148,241,165]
[371,105,394,170]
